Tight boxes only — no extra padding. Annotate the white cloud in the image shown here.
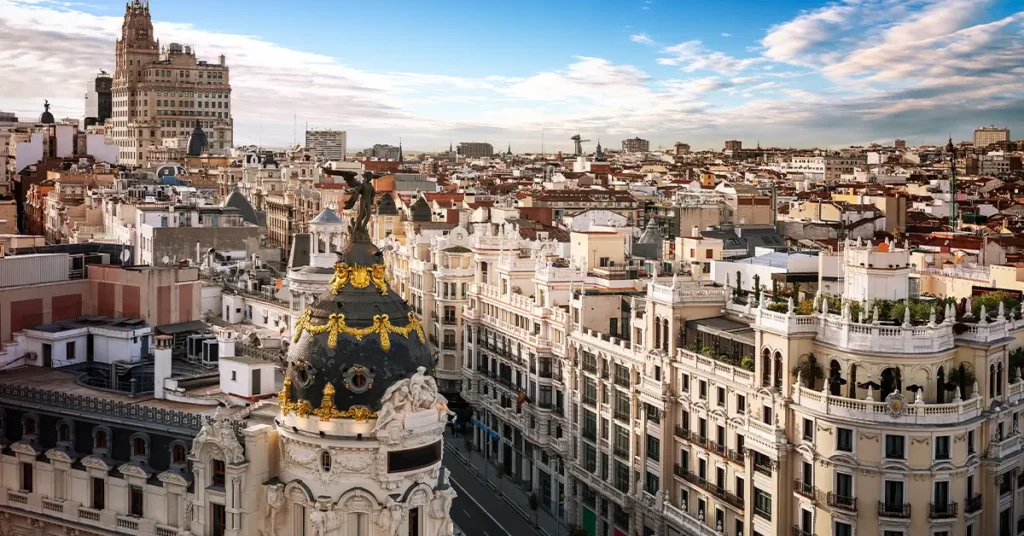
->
[657,40,760,74]
[721,33,731,37]
[630,33,654,45]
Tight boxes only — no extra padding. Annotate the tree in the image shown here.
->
[791,353,823,389]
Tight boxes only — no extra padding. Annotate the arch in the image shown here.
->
[848,364,858,399]
[935,366,946,404]
[773,351,783,390]
[400,481,434,505]
[829,360,842,395]
[92,425,112,451]
[880,367,901,398]
[56,418,74,444]
[997,362,1004,396]
[761,348,772,388]
[169,440,189,466]
[129,432,151,458]
[21,412,39,437]
[990,364,997,398]
[284,479,315,506]
[336,487,379,513]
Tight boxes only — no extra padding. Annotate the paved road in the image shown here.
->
[445,457,538,536]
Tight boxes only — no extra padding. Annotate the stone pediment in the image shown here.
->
[45,447,77,464]
[81,455,113,472]
[10,441,41,456]
[118,462,154,479]
[157,470,189,486]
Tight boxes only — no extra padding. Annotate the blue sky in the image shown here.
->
[1,0,1021,152]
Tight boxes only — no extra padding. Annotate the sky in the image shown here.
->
[0,0,1021,153]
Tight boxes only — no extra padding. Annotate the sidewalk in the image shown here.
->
[443,431,570,536]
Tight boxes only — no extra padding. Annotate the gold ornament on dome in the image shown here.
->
[338,405,377,422]
[293,310,426,352]
[314,382,343,421]
[278,377,296,415]
[295,399,313,417]
[328,262,389,296]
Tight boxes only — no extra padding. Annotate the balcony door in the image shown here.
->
[884,480,904,506]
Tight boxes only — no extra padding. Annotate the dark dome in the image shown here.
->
[186,123,208,156]
[39,101,54,124]
[284,235,433,414]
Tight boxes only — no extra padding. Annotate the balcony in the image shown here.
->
[727,448,746,465]
[753,459,775,477]
[791,383,984,425]
[965,493,982,514]
[613,409,630,423]
[707,440,726,457]
[827,492,857,512]
[792,527,816,536]
[878,501,911,519]
[675,426,691,441]
[614,375,630,388]
[613,445,629,459]
[794,479,818,502]
[929,502,958,519]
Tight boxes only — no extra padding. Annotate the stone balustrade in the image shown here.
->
[792,384,984,425]
[675,348,755,385]
[647,282,727,304]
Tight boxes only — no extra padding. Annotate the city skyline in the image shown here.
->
[0,0,1021,152]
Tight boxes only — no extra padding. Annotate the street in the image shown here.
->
[444,456,540,536]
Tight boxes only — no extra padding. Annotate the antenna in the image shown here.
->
[293,114,296,147]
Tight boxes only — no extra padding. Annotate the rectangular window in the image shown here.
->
[885,435,905,459]
[753,488,772,520]
[212,503,226,536]
[92,477,105,510]
[646,435,660,461]
[21,463,33,493]
[699,380,707,399]
[211,459,226,487]
[130,486,144,517]
[837,428,853,452]
[883,480,905,505]
[67,341,76,360]
[407,507,420,536]
[736,394,746,413]
[834,522,852,536]
[934,436,950,460]
[717,387,726,407]
[803,418,813,440]
[681,373,690,392]
[645,471,659,495]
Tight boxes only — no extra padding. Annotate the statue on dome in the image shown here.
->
[341,171,376,238]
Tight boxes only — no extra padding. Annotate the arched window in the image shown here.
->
[990,364,997,398]
[997,362,1004,397]
[848,364,858,399]
[654,317,662,350]
[773,352,783,390]
[95,429,108,450]
[132,437,147,457]
[935,367,945,404]
[172,444,187,464]
[761,349,771,388]
[662,320,670,352]
[23,416,37,436]
[57,422,72,443]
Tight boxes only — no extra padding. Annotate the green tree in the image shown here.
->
[791,353,823,389]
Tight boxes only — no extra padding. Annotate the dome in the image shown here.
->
[282,234,433,418]
[310,207,344,225]
[39,100,54,124]
[186,123,208,156]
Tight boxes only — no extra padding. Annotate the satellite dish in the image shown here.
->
[120,249,131,263]
[162,255,170,265]
[924,254,934,265]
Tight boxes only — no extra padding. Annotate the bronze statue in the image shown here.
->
[342,171,375,237]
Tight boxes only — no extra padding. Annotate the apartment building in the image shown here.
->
[623,138,650,153]
[457,142,495,159]
[974,127,1011,148]
[304,129,347,161]
[382,202,1024,536]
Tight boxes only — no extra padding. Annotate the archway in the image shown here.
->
[881,367,901,398]
[829,360,842,396]
[848,364,858,399]
[936,366,945,404]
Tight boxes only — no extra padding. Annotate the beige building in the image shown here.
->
[110,1,233,167]
[974,127,1010,148]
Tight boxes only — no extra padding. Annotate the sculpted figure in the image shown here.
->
[375,381,412,432]
[265,484,285,536]
[378,498,404,536]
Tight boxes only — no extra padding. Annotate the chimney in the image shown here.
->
[219,54,226,66]
[217,330,236,358]
[153,335,174,399]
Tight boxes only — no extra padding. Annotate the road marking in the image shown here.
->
[450,476,511,536]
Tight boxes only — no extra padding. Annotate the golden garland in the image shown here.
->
[292,310,426,352]
[280,379,377,423]
[338,405,376,422]
[328,262,389,296]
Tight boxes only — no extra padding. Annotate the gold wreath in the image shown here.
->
[328,262,389,295]
[293,310,426,352]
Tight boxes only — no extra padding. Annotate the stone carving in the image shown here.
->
[191,408,245,464]
[430,488,457,536]
[266,484,285,536]
[375,367,447,437]
[185,499,194,524]
[310,508,329,536]
[379,498,405,536]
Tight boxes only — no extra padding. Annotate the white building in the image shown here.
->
[305,129,347,162]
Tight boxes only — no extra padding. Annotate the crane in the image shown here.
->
[570,134,590,157]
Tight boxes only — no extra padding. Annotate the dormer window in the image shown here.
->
[132,437,147,457]
[95,429,108,450]
[172,444,186,465]
[58,422,72,443]
[23,416,37,437]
